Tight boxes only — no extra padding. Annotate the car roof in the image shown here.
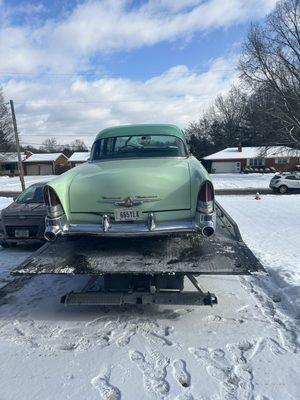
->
[27,182,48,188]
[278,172,299,176]
[95,124,186,141]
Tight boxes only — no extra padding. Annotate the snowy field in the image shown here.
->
[218,195,300,314]
[0,195,299,400]
[0,175,55,192]
[211,173,272,190]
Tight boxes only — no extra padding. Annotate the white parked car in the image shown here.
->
[269,173,300,193]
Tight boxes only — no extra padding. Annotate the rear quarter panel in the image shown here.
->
[46,166,81,220]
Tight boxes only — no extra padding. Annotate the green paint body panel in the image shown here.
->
[47,124,211,225]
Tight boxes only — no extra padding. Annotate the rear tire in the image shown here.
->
[278,185,288,194]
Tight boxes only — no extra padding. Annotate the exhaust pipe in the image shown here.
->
[44,226,62,242]
[201,222,215,237]
[202,226,215,237]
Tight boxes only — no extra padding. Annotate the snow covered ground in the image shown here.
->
[0,175,55,192]
[211,173,272,190]
[218,195,300,314]
[0,195,299,400]
[0,196,13,209]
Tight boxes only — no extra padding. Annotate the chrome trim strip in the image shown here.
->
[114,199,143,206]
[45,211,215,237]
[97,196,161,206]
[70,208,191,214]
[65,221,198,237]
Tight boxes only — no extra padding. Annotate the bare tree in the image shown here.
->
[185,118,215,159]
[185,86,255,159]
[0,88,14,151]
[211,86,250,146]
[239,0,300,147]
[70,139,88,151]
[40,137,59,152]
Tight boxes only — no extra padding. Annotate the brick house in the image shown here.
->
[202,145,300,173]
[23,153,69,175]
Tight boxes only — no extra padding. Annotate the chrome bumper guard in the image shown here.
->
[45,212,215,239]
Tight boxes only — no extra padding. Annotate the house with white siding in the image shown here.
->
[203,145,300,173]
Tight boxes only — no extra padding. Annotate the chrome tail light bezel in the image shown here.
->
[197,180,215,214]
[44,186,65,218]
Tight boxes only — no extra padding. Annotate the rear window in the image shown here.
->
[91,135,187,160]
[16,185,44,204]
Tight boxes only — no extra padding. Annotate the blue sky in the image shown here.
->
[0,0,277,147]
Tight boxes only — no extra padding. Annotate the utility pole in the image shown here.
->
[10,100,25,192]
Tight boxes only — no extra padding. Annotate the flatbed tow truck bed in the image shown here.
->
[12,202,265,306]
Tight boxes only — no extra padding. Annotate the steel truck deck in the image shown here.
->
[11,201,265,306]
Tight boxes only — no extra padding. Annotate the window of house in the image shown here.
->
[3,163,16,171]
[276,158,289,164]
[249,158,265,167]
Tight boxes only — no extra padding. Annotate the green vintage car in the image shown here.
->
[44,124,215,240]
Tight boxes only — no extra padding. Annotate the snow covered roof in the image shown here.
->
[203,146,300,160]
[24,152,67,162]
[68,152,90,162]
[0,152,27,162]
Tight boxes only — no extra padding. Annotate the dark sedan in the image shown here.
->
[0,182,47,247]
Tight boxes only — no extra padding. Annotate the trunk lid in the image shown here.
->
[69,158,191,213]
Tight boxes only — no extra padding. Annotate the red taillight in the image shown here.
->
[197,181,214,213]
[198,181,214,203]
[44,187,61,207]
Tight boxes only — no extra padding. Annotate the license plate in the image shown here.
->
[15,229,29,238]
[114,208,141,221]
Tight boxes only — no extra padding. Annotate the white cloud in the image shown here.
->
[0,0,277,146]
[0,0,276,74]
[3,57,239,146]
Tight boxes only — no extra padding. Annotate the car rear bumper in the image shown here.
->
[0,232,45,242]
[0,222,46,242]
[269,182,278,188]
[45,211,215,239]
